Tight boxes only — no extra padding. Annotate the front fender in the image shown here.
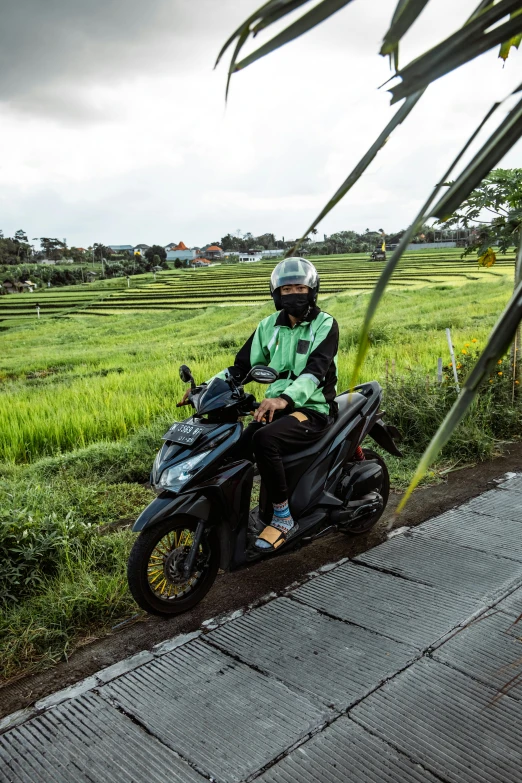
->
[133,492,211,532]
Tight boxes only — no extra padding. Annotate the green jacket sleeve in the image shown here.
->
[280,316,338,408]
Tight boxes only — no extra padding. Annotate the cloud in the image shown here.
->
[0,0,247,120]
[0,0,521,246]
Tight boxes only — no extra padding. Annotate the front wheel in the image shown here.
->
[127,515,220,616]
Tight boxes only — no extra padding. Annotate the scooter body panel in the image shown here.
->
[133,377,401,573]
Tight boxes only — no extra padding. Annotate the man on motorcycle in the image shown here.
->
[220,258,339,551]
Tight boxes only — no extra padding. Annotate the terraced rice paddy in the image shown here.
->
[0,250,515,325]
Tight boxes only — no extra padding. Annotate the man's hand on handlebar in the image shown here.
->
[177,388,191,407]
[253,396,288,423]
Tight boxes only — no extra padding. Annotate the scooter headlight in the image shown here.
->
[157,451,210,491]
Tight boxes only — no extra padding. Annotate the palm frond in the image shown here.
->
[349,96,506,386]
[216,0,353,84]
[432,94,522,221]
[390,0,522,102]
[380,0,431,68]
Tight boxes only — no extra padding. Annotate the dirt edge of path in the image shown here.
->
[2,443,522,719]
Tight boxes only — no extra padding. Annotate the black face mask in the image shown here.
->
[281,293,310,318]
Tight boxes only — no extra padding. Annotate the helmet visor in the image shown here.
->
[270,258,318,292]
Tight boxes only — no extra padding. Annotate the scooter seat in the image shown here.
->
[282,391,366,463]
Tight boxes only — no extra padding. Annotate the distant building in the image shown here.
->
[239,252,263,263]
[205,245,224,260]
[406,241,457,251]
[192,258,211,267]
[134,244,150,255]
[108,245,134,253]
[1,280,35,293]
[167,241,197,263]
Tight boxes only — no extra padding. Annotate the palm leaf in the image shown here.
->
[499,8,522,60]
[348,97,506,387]
[380,0,431,68]
[216,0,353,81]
[390,0,522,102]
[233,0,355,73]
[432,93,522,220]
[397,231,522,511]
[252,0,311,33]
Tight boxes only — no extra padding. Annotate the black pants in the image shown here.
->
[238,409,333,504]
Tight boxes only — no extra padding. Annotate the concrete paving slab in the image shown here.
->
[352,657,522,783]
[290,561,479,649]
[355,536,522,599]
[415,508,522,561]
[464,488,522,522]
[497,475,522,492]
[101,638,329,783]
[257,716,440,783]
[207,597,417,710]
[0,691,205,783]
[433,610,522,698]
[495,585,522,618]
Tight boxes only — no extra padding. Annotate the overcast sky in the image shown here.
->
[0,0,521,248]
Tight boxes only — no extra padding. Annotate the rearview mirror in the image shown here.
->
[249,365,279,384]
[179,364,194,384]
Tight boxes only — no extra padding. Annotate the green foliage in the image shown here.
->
[145,244,167,264]
[439,168,522,256]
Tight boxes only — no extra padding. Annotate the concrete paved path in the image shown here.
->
[2,476,522,782]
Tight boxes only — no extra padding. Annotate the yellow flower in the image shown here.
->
[516,380,520,385]
[448,363,453,368]
[498,372,503,376]
[498,360,502,365]
[489,379,493,383]
[465,343,470,348]
[457,363,462,369]
[462,350,467,355]
[472,339,477,343]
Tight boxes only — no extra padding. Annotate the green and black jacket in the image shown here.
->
[224,306,339,416]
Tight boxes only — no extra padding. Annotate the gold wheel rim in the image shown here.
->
[147,528,204,600]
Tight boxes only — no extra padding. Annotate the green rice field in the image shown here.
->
[0,250,515,324]
[0,250,516,464]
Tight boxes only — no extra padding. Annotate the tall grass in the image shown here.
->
[0,275,513,464]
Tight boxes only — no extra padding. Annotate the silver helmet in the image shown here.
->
[270,257,320,308]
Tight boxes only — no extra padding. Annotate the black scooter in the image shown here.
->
[127,364,402,616]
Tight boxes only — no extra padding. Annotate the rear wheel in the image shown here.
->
[340,448,390,535]
[127,515,220,616]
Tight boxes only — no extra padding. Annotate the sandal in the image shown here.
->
[255,523,299,551]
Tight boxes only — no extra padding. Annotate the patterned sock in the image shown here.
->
[255,500,295,550]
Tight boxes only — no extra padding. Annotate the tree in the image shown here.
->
[40,238,66,261]
[14,230,28,243]
[218,0,522,506]
[438,168,522,257]
[145,245,167,263]
[174,259,183,269]
[69,246,88,263]
[92,243,112,262]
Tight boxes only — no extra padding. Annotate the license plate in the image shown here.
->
[169,423,205,446]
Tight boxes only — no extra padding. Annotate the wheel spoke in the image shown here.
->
[145,524,210,602]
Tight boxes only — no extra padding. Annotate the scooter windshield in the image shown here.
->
[197,377,235,414]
